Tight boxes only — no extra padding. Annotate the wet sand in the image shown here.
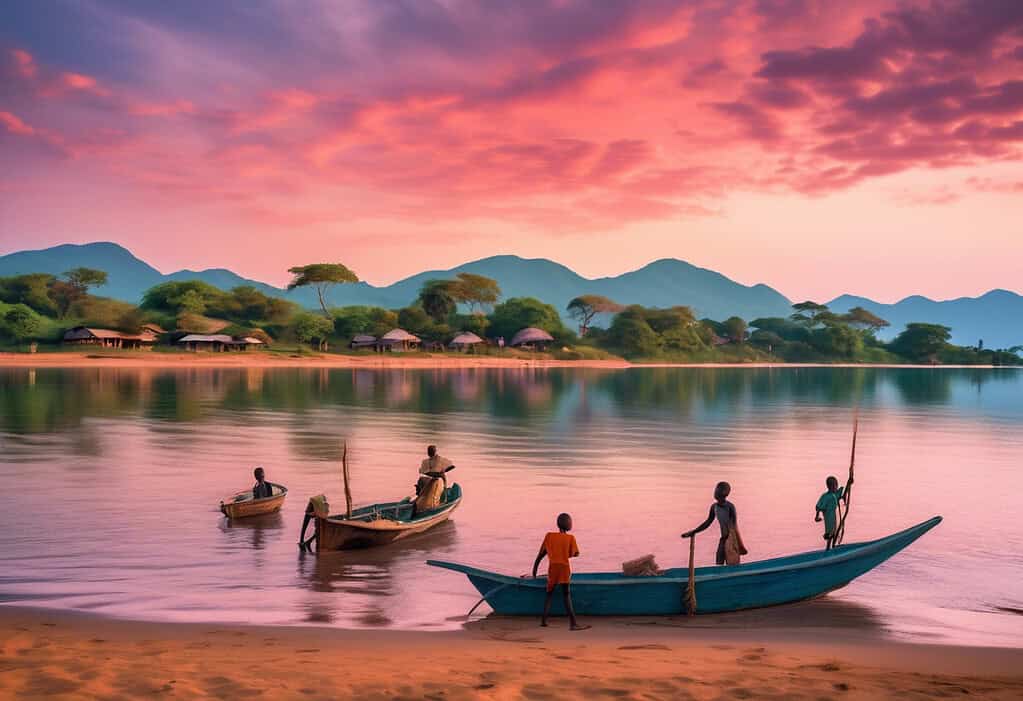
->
[0,350,1004,370]
[1,607,1020,700]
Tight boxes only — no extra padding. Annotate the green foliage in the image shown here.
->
[888,323,952,362]
[810,323,863,358]
[287,263,359,314]
[68,296,140,331]
[418,279,459,323]
[606,307,663,358]
[292,312,335,350]
[452,273,501,312]
[0,273,58,316]
[332,305,398,338]
[488,297,567,341]
[142,280,294,326]
[842,306,889,333]
[0,303,44,341]
[49,268,109,318]
[722,316,748,343]
[451,313,489,338]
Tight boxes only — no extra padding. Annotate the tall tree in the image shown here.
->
[790,301,834,327]
[293,312,335,351]
[50,267,108,318]
[566,295,624,335]
[888,323,951,362]
[287,263,359,315]
[723,316,748,343]
[418,279,459,323]
[842,306,890,334]
[453,273,501,313]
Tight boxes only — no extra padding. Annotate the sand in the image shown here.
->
[1,607,1020,700]
[0,350,1005,370]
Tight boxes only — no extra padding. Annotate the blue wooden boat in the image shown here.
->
[317,483,462,551]
[427,516,940,615]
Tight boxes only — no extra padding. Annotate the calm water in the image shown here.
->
[0,366,1020,646]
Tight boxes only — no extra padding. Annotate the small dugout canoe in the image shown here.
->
[428,516,941,616]
[220,483,287,519]
[316,483,462,551]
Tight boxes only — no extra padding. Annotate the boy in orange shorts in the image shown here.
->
[532,513,590,630]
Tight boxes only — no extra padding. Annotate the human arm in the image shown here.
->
[569,535,580,559]
[682,506,716,538]
[531,545,548,578]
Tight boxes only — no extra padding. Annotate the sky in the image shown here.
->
[1,0,1021,303]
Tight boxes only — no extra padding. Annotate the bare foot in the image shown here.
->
[570,624,591,631]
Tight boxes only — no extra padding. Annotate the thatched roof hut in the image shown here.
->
[63,326,157,350]
[449,331,484,348]
[176,334,263,352]
[379,328,421,351]
[350,334,377,349]
[510,327,554,348]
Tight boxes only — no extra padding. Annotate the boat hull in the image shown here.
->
[317,484,461,551]
[428,516,941,616]
[220,484,287,519]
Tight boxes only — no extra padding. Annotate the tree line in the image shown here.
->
[0,262,1019,365]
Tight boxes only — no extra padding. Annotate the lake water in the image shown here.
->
[0,366,1020,646]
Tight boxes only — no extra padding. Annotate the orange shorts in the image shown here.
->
[546,563,572,591]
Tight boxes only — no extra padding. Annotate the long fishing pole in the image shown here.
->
[834,412,858,545]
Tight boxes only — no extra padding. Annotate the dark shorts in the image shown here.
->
[716,537,727,565]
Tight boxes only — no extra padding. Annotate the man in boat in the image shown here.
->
[815,474,852,550]
[532,513,590,631]
[416,445,454,495]
[681,481,747,565]
[252,467,273,499]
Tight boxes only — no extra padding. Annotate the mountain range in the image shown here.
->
[1,242,1020,348]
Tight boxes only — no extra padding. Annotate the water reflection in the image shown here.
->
[1,367,1018,438]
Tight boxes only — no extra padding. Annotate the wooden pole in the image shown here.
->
[342,440,352,519]
[835,412,858,545]
[684,535,697,616]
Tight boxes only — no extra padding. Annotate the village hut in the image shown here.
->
[62,326,158,350]
[510,327,554,350]
[176,334,264,352]
[379,328,421,352]
[140,323,167,336]
[349,334,377,350]
[449,331,484,351]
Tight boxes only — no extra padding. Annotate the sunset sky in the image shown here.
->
[1,0,1021,302]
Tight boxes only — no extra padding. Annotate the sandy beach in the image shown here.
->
[0,350,1007,370]
[1,607,1020,700]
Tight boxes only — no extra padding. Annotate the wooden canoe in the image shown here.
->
[316,483,462,551]
[428,516,941,616]
[220,483,287,519]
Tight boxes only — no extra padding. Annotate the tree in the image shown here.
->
[333,306,398,338]
[842,306,889,334]
[1,304,42,341]
[488,297,566,341]
[141,280,226,315]
[566,295,624,335]
[418,279,459,323]
[0,274,58,316]
[293,312,335,351]
[453,273,501,313]
[888,323,951,362]
[49,267,108,318]
[287,263,359,315]
[722,316,748,343]
[606,309,662,358]
[810,324,863,358]
[790,301,834,327]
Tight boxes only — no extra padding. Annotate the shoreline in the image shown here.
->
[1,606,1020,699]
[0,351,1014,370]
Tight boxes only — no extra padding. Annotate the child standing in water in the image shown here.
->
[815,475,851,550]
[682,481,746,565]
[532,513,590,630]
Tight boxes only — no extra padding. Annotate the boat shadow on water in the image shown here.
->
[295,522,459,626]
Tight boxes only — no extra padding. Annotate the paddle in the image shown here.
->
[342,440,353,519]
[684,535,697,616]
[834,412,858,546]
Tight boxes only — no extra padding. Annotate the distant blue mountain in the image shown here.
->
[827,290,1023,348]
[1,242,1020,347]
